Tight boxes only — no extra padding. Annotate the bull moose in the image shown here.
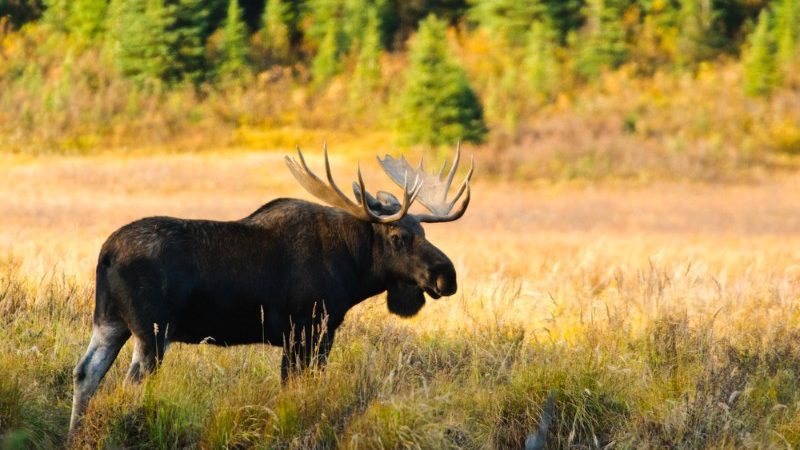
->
[69,145,473,434]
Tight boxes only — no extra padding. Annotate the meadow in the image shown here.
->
[1,149,800,449]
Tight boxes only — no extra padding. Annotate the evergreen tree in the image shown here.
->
[636,0,681,66]
[261,0,292,63]
[484,58,522,135]
[312,18,341,84]
[775,0,799,74]
[743,9,777,97]
[349,6,382,104]
[397,15,487,146]
[217,0,249,79]
[676,0,714,65]
[142,0,175,80]
[343,0,369,46]
[306,0,343,46]
[42,0,70,32]
[169,0,210,84]
[343,0,389,48]
[469,0,582,46]
[574,0,628,79]
[108,0,175,84]
[468,0,544,46]
[540,0,584,44]
[66,0,108,42]
[524,20,559,102]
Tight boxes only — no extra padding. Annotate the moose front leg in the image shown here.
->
[280,322,337,382]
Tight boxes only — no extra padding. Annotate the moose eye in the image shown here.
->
[390,233,406,249]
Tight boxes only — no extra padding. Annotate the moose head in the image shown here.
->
[284,144,473,316]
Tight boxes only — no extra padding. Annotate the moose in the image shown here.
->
[69,145,473,434]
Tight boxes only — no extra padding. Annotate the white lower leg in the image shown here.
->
[69,323,128,434]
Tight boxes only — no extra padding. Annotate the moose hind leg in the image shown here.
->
[125,334,167,384]
[69,322,130,434]
[280,325,337,382]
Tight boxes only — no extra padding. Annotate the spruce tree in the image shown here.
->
[107,0,174,85]
[775,0,799,74]
[468,0,544,46]
[142,0,175,82]
[42,0,70,32]
[743,9,777,97]
[307,0,342,46]
[343,0,387,49]
[349,6,382,105]
[217,0,249,80]
[397,15,487,146]
[574,0,628,78]
[66,0,108,42]
[540,0,584,44]
[312,19,341,84]
[169,0,210,84]
[676,0,714,65]
[524,20,559,103]
[634,0,681,67]
[261,0,292,63]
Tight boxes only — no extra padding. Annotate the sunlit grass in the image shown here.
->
[1,152,800,448]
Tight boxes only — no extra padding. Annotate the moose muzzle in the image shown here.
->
[427,263,457,298]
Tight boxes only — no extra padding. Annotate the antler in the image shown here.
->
[285,144,423,223]
[377,142,473,223]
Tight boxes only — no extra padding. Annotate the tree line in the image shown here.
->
[0,0,797,147]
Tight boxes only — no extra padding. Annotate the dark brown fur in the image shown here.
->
[69,196,457,434]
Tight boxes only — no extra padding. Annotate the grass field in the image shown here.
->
[2,150,800,449]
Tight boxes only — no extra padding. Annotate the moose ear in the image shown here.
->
[386,281,426,317]
[353,181,378,205]
[352,183,401,214]
[375,191,401,209]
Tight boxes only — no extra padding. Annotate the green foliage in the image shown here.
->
[41,0,68,31]
[774,0,799,73]
[541,0,585,43]
[469,0,583,46]
[342,0,369,45]
[169,0,210,84]
[307,0,388,86]
[397,15,487,146]
[484,59,522,134]
[65,0,108,42]
[106,0,211,85]
[469,0,545,46]
[217,0,249,80]
[633,0,681,67]
[3,0,799,154]
[574,0,628,79]
[311,18,341,84]
[261,0,292,63]
[676,0,716,65]
[350,6,382,102]
[743,9,777,97]
[305,0,343,46]
[524,20,560,103]
[107,0,175,85]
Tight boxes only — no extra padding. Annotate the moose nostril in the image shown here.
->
[436,273,456,295]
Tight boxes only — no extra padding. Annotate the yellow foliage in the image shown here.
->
[767,119,800,154]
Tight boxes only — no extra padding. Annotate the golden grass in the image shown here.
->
[2,150,800,448]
